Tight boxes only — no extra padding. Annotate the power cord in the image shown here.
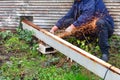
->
[103,65,113,80]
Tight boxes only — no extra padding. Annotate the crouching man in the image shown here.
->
[50,0,114,62]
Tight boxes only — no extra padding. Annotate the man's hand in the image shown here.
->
[50,26,58,34]
[65,24,76,33]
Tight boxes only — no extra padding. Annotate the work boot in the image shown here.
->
[101,54,109,62]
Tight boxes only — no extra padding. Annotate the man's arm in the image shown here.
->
[73,0,95,27]
[55,2,75,28]
[50,26,58,34]
[65,0,95,33]
[50,2,75,33]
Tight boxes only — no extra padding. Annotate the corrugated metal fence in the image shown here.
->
[0,0,120,35]
[104,0,120,35]
[0,0,73,29]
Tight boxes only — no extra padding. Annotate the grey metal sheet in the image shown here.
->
[0,0,120,35]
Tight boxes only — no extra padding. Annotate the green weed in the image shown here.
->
[1,30,120,80]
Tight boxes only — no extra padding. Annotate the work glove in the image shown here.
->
[65,24,76,33]
[50,26,58,34]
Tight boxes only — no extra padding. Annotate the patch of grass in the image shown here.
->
[0,56,93,80]
[5,36,29,52]
[0,30,96,80]
[109,35,120,53]
[0,30,120,80]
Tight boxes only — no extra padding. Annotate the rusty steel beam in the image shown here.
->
[22,20,120,80]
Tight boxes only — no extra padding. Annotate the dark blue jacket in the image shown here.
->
[56,0,114,28]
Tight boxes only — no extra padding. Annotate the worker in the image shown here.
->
[50,0,114,62]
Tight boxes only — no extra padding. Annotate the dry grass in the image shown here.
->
[56,18,98,39]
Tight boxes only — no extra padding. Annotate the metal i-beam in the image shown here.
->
[22,20,120,80]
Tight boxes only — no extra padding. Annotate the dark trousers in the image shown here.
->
[96,19,114,55]
[60,18,114,55]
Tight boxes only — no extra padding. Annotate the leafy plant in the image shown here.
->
[5,36,29,52]
[109,35,120,53]
[16,28,34,43]
[0,30,13,45]
[0,30,13,40]
[66,37,100,55]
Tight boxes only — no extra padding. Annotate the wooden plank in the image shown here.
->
[22,20,120,80]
